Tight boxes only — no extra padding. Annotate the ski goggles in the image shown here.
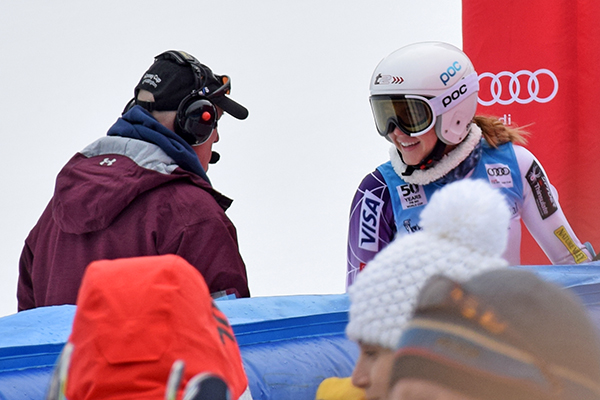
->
[370,72,479,137]
[205,75,231,98]
[156,50,232,104]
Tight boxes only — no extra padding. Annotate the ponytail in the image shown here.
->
[473,115,530,148]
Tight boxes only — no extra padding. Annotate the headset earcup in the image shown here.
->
[177,95,217,145]
[175,94,201,145]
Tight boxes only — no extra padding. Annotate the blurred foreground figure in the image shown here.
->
[388,268,600,400]
[45,254,253,400]
[318,179,512,399]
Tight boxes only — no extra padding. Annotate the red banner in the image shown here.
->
[462,0,600,264]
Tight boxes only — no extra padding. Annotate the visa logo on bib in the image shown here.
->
[359,190,382,252]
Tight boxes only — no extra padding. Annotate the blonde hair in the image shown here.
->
[473,115,530,148]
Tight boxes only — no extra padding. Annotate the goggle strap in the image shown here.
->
[426,72,479,116]
[155,51,232,101]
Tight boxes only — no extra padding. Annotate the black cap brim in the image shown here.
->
[213,96,249,120]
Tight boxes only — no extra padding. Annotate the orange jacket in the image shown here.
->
[64,254,248,399]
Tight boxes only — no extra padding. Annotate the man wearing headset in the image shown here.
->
[17,51,250,311]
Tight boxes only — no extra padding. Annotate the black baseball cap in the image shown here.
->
[134,50,248,120]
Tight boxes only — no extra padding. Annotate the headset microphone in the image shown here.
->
[209,151,220,164]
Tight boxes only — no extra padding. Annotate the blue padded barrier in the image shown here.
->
[2,262,600,400]
[0,294,357,400]
[515,262,600,328]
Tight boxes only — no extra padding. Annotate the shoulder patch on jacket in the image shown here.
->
[526,160,557,219]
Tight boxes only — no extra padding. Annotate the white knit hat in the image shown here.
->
[345,179,511,349]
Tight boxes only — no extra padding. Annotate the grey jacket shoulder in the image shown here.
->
[80,136,178,175]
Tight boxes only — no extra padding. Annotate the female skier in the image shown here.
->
[346,41,591,287]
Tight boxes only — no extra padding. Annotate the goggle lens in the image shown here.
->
[370,95,435,137]
[370,72,480,138]
[221,76,231,95]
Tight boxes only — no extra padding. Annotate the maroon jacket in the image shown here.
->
[18,136,249,311]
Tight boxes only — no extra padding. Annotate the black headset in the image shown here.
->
[122,51,225,146]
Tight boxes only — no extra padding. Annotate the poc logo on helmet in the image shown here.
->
[440,61,462,86]
[442,84,468,108]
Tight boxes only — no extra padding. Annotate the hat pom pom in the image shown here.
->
[420,179,511,257]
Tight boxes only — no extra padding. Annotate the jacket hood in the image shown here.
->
[111,106,211,184]
[51,108,216,235]
[64,254,248,399]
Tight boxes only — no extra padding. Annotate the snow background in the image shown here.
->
[0,0,461,317]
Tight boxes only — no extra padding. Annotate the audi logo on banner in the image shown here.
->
[477,69,559,106]
[487,167,511,176]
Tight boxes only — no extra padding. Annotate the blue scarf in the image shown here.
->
[107,106,211,185]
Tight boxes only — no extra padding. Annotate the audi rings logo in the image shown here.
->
[477,69,559,106]
[487,167,511,176]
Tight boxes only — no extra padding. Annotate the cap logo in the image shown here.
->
[140,73,162,88]
[374,73,404,85]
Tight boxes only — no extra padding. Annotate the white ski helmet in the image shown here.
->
[369,42,479,145]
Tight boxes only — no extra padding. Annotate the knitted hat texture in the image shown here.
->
[346,179,511,349]
[390,269,600,400]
